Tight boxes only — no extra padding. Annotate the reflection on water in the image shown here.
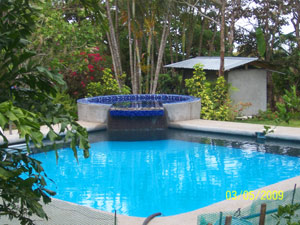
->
[32,136,300,217]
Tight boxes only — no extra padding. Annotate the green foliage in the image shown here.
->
[30,1,105,69]
[256,109,279,121]
[185,64,231,121]
[0,102,43,149]
[0,0,90,223]
[272,33,300,99]
[260,85,299,134]
[52,91,78,119]
[185,64,214,119]
[230,102,252,119]
[86,68,131,97]
[262,125,275,135]
[277,86,300,113]
[0,149,55,225]
[273,85,299,125]
[256,27,266,58]
[157,73,183,94]
[273,203,300,225]
[62,50,111,98]
[211,76,231,121]
[29,1,112,99]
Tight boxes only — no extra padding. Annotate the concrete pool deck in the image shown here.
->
[0,121,106,145]
[1,119,300,225]
[169,119,300,142]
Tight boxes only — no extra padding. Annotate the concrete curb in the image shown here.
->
[0,121,106,146]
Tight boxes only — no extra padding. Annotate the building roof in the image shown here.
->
[164,56,258,71]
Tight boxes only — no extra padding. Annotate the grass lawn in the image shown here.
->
[233,119,300,128]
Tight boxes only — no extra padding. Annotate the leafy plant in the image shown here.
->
[52,91,78,119]
[261,85,299,134]
[86,68,131,97]
[28,1,112,99]
[230,102,252,119]
[62,50,111,99]
[185,64,231,121]
[0,1,90,224]
[211,76,231,121]
[273,203,300,225]
[0,149,55,224]
[256,109,279,121]
[277,86,300,114]
[157,73,183,94]
[256,27,266,58]
[262,125,275,135]
[30,1,106,71]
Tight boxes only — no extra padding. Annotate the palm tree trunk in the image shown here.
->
[151,17,170,94]
[105,0,122,89]
[127,0,136,93]
[219,0,226,77]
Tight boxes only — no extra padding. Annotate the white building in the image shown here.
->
[165,56,268,116]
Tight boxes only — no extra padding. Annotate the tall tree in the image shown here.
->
[253,0,286,108]
[219,0,226,76]
[105,0,122,90]
[290,0,300,49]
[126,0,136,93]
[226,0,242,54]
[151,1,172,94]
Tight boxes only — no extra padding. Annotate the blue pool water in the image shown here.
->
[32,139,300,217]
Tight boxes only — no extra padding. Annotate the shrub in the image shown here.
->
[185,64,231,121]
[86,68,131,97]
[157,73,183,94]
[256,109,279,121]
[60,48,112,99]
[230,102,252,119]
[52,91,78,119]
[211,76,231,121]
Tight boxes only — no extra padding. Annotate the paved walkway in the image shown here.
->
[1,119,300,225]
[169,119,300,142]
[0,121,106,145]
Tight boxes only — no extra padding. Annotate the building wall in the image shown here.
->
[182,69,223,81]
[228,69,267,116]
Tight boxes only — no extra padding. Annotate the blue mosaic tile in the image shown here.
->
[77,94,199,108]
[110,109,164,117]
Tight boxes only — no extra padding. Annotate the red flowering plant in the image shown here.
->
[60,47,111,99]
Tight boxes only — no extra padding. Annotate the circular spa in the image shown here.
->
[77,94,201,124]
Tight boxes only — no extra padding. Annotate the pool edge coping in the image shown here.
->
[169,119,300,142]
[2,175,297,225]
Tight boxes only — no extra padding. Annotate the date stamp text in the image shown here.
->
[226,190,284,201]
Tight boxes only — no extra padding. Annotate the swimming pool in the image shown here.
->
[31,130,300,217]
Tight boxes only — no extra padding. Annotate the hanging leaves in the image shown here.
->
[256,27,266,58]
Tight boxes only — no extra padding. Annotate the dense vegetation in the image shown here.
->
[0,1,90,224]
[0,0,299,223]
[27,0,300,118]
